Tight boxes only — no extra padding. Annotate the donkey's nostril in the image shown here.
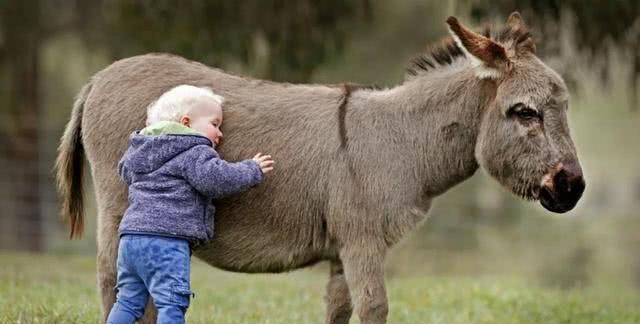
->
[571,176,586,198]
[554,169,569,194]
[540,163,585,213]
[554,168,585,199]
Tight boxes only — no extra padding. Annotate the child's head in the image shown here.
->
[147,85,224,145]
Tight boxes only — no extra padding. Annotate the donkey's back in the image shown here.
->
[68,54,347,273]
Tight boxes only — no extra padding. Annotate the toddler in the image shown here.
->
[107,85,273,323]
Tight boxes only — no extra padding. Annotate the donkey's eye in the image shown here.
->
[508,104,541,121]
[517,108,539,119]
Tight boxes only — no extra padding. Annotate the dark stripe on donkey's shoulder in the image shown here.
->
[336,82,380,149]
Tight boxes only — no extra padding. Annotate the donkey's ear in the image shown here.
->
[506,12,536,54]
[506,12,526,30]
[446,16,511,79]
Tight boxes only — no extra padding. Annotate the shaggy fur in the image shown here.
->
[56,13,584,324]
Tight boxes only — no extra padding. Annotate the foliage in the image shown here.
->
[470,0,639,48]
[470,0,640,109]
[87,0,371,82]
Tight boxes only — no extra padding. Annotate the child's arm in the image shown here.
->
[181,145,267,199]
[117,151,132,185]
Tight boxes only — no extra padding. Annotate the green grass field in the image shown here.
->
[2,252,639,324]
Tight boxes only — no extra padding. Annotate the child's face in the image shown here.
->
[181,97,224,146]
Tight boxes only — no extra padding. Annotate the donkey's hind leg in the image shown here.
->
[138,300,157,324]
[325,259,353,324]
[94,172,130,322]
[97,205,158,323]
[96,207,121,322]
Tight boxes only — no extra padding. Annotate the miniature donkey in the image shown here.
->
[56,13,585,324]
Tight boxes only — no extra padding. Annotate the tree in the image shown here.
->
[89,0,371,82]
[0,0,44,251]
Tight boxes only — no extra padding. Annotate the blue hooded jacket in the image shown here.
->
[117,122,263,243]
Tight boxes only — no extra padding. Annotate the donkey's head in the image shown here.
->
[448,13,585,213]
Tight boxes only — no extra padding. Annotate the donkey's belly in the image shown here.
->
[195,241,325,273]
[193,210,330,273]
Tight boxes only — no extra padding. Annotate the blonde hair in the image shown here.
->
[146,85,224,125]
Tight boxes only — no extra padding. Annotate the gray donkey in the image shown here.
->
[56,13,585,324]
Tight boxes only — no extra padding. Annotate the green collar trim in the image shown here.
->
[140,121,203,136]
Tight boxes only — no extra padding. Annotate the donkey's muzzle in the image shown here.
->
[539,161,585,213]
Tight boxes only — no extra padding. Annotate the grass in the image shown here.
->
[1,252,639,323]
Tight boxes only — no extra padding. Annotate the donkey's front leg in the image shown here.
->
[340,244,388,324]
[325,259,353,324]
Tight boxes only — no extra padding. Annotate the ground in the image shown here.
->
[1,252,639,323]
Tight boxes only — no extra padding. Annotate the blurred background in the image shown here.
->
[1,0,639,292]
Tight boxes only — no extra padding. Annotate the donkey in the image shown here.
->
[56,13,584,324]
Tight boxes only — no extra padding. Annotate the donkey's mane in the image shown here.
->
[406,37,464,78]
[406,23,531,78]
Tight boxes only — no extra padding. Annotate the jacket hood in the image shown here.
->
[121,125,212,173]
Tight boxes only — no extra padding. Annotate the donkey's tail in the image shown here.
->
[55,81,92,239]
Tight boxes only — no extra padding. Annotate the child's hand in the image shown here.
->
[253,153,274,174]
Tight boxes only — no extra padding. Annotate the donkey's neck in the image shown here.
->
[350,64,495,200]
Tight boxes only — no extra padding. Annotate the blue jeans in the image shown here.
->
[106,234,192,324]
